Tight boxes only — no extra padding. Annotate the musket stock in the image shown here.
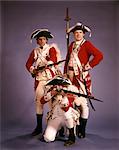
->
[31,59,66,78]
[37,59,66,71]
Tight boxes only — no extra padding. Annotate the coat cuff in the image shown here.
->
[29,66,35,73]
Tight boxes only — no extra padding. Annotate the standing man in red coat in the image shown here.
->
[26,29,61,136]
[64,22,103,138]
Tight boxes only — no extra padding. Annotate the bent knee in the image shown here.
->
[44,134,55,142]
[43,126,58,142]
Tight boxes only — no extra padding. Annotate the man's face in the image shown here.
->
[73,30,85,41]
[37,37,47,46]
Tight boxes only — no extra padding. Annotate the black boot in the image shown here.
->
[77,117,87,138]
[56,127,65,141]
[31,114,43,136]
[59,127,65,137]
[76,124,81,136]
[64,127,75,146]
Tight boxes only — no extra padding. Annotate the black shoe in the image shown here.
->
[39,136,46,142]
[78,133,85,138]
[64,140,75,146]
[31,128,42,136]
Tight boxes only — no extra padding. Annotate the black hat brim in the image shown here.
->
[71,26,88,33]
[31,30,53,39]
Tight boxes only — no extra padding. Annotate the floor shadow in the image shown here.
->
[1,132,119,150]
[1,133,42,150]
[1,132,64,150]
[75,133,119,150]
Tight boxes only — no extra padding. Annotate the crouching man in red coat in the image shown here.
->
[64,22,103,138]
[40,76,80,146]
[26,29,61,136]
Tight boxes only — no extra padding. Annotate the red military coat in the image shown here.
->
[64,40,103,95]
[64,40,103,73]
[26,47,57,71]
[26,44,60,89]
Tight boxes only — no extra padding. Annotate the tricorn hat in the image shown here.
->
[67,22,91,37]
[46,76,72,86]
[30,29,54,40]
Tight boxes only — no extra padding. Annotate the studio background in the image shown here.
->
[1,0,119,149]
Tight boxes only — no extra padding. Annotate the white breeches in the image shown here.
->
[44,107,80,142]
[44,116,65,142]
[35,80,51,114]
[64,107,80,128]
[74,97,89,119]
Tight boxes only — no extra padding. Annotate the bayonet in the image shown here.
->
[64,8,71,51]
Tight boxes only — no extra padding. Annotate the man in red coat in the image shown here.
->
[64,22,103,138]
[40,76,80,146]
[26,29,61,136]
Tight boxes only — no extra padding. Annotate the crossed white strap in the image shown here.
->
[34,46,50,68]
[71,41,90,95]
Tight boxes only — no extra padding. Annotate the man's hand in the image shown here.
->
[83,62,92,71]
[33,69,38,74]
[31,69,39,78]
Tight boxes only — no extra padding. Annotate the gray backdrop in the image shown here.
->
[1,0,119,141]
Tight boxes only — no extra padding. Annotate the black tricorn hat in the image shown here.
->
[46,76,72,86]
[30,29,54,40]
[67,22,91,36]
